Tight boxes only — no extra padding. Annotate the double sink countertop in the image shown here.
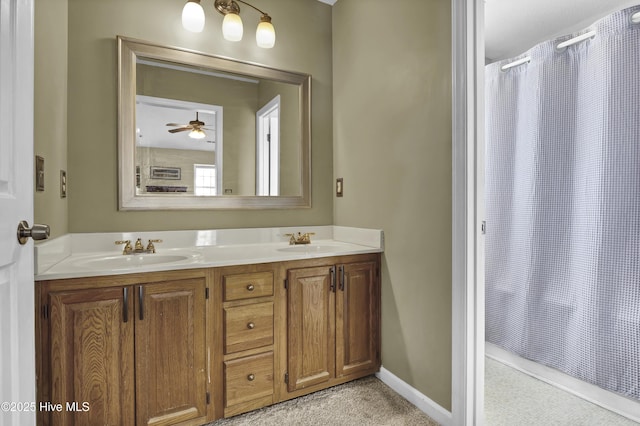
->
[35,226,384,281]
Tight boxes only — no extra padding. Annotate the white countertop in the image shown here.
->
[35,226,384,281]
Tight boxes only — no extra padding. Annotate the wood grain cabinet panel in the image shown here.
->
[223,271,273,301]
[224,302,274,354]
[286,266,335,392]
[224,351,274,414]
[286,258,380,395]
[135,278,207,426]
[49,287,135,426]
[336,261,379,377]
[39,271,209,426]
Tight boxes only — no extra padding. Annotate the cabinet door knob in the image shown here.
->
[246,284,255,291]
[247,322,255,329]
[247,374,255,381]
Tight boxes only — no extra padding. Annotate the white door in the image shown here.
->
[0,0,36,424]
[256,95,280,196]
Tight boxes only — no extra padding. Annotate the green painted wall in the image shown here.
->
[64,0,332,232]
[34,0,68,238]
[332,0,453,410]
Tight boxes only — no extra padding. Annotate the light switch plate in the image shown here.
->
[60,170,67,198]
[35,156,44,191]
[336,178,343,197]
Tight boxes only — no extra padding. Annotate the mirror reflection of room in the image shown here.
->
[134,58,300,197]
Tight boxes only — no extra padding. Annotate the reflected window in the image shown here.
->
[194,164,216,195]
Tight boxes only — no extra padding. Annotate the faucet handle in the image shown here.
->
[146,239,163,253]
[300,232,315,244]
[115,240,132,255]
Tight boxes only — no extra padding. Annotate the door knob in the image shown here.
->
[17,221,50,245]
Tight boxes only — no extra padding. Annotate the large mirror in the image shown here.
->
[118,36,311,210]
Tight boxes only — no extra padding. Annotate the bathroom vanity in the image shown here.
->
[34,226,382,425]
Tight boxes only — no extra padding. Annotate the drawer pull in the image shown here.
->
[247,373,255,381]
[247,322,255,329]
[246,284,255,291]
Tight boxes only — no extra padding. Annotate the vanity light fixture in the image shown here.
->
[181,0,276,49]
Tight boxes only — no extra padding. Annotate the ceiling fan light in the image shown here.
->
[189,128,206,139]
[256,15,275,48]
[222,13,243,42]
[182,0,205,33]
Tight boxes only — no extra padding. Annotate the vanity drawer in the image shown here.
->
[224,351,274,408]
[224,302,274,354]
[223,271,273,301]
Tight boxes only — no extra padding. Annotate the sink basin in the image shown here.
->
[277,244,341,254]
[75,254,191,270]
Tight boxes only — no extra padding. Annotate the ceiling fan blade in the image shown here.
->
[168,127,191,133]
[166,123,187,127]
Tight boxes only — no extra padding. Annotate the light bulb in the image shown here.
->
[189,129,206,139]
[256,16,275,48]
[182,0,205,33]
[222,13,243,42]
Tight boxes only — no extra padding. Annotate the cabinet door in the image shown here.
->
[49,287,135,426]
[135,278,207,426]
[336,261,379,377]
[287,266,335,392]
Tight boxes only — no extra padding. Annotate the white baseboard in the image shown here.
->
[376,366,452,426]
[486,343,640,423]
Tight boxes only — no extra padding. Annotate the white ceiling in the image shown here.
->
[136,97,218,152]
[485,0,639,61]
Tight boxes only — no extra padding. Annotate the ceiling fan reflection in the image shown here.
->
[166,112,214,139]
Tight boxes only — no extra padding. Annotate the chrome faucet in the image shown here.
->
[285,232,315,245]
[115,238,163,254]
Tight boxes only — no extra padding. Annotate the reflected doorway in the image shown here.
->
[256,95,280,196]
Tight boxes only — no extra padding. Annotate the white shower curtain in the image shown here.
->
[485,6,640,400]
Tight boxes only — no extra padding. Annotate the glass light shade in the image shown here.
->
[189,129,206,139]
[182,0,205,33]
[222,13,243,42]
[256,20,275,48]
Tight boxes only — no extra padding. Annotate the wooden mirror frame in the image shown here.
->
[117,36,311,210]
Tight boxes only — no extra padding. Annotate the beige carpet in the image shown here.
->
[208,376,439,426]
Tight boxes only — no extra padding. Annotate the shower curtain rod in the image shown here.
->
[501,31,594,71]
[556,30,596,50]
[501,56,531,71]
[501,10,640,72]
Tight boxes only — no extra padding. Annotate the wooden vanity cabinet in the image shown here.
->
[35,253,380,425]
[284,254,381,396]
[36,270,210,426]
